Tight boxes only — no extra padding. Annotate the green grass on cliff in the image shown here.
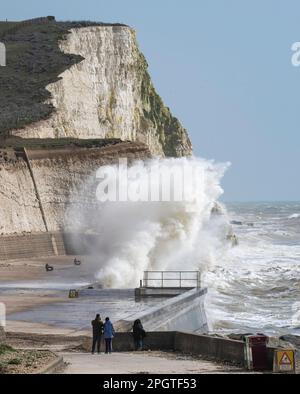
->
[0,22,20,35]
[138,52,192,157]
[0,344,15,356]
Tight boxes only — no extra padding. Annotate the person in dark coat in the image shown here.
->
[132,319,146,351]
[91,314,104,354]
[103,317,115,354]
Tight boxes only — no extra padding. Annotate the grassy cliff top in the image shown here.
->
[0,22,19,36]
[0,19,128,37]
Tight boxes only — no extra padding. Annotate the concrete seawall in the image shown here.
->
[116,288,208,333]
[83,331,246,366]
[174,332,245,365]
[0,141,151,238]
[108,332,176,352]
[99,332,275,368]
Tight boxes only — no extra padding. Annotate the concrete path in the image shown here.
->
[61,351,245,374]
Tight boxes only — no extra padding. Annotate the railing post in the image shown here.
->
[180,272,182,288]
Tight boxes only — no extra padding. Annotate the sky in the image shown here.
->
[1,0,300,201]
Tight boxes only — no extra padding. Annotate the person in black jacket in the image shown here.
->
[132,319,146,351]
[91,314,104,354]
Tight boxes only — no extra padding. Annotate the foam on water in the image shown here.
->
[289,213,300,220]
[204,202,300,336]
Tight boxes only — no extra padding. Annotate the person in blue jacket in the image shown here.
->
[103,317,115,354]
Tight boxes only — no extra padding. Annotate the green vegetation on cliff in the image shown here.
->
[137,52,192,157]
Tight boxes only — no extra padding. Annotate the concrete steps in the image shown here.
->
[0,232,65,260]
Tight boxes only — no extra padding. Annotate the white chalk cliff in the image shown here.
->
[12,26,192,157]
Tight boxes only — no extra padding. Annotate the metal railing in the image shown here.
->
[141,271,201,289]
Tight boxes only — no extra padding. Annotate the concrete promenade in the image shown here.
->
[61,351,246,374]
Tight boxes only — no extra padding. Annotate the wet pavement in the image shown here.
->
[0,257,159,332]
[4,288,154,330]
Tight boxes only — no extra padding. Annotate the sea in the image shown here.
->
[204,201,300,336]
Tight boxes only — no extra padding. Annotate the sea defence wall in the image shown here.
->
[94,331,277,368]
[0,141,150,235]
[0,141,151,260]
[82,331,246,366]
[110,332,276,369]
[116,288,208,334]
[174,332,245,364]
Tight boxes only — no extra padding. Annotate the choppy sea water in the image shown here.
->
[204,201,300,336]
